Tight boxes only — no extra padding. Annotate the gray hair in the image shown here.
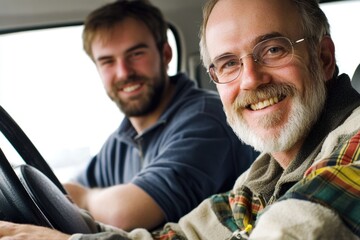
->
[199,0,331,68]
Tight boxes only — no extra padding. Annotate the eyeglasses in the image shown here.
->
[208,37,306,84]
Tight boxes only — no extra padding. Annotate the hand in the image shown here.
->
[63,182,91,209]
[0,221,70,240]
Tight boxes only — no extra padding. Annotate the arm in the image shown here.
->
[251,199,358,239]
[65,92,256,232]
[0,221,70,240]
[64,182,165,231]
[68,100,255,230]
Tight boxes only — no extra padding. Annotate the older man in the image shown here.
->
[0,0,359,239]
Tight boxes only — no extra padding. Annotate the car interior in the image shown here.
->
[0,0,359,233]
[352,63,360,92]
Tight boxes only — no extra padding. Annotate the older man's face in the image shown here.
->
[205,0,327,153]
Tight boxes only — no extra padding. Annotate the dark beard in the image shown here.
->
[114,64,167,117]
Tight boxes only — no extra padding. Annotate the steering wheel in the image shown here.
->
[0,105,95,234]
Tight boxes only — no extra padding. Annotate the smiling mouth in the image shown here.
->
[247,95,285,111]
[122,83,142,93]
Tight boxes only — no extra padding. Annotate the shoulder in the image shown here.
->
[314,105,360,164]
[167,74,225,121]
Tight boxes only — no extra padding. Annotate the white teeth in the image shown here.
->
[250,97,279,110]
[123,84,141,93]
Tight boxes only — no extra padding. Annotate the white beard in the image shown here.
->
[226,69,327,153]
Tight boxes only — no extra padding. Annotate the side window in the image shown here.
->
[0,25,180,181]
[321,1,360,78]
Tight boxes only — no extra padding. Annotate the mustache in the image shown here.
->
[114,75,147,89]
[233,84,296,109]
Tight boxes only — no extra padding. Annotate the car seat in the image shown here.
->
[351,63,360,93]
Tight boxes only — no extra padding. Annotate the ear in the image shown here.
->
[319,36,336,81]
[162,42,173,66]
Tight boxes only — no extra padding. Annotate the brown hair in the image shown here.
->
[83,0,168,61]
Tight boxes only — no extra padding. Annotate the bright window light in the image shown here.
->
[321,1,360,78]
[0,25,179,182]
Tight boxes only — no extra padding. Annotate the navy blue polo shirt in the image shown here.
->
[76,73,258,223]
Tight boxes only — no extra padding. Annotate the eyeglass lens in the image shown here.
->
[209,37,296,84]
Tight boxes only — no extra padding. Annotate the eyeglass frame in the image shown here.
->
[207,36,306,84]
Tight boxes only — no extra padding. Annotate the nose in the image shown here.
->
[115,59,134,80]
[238,56,270,90]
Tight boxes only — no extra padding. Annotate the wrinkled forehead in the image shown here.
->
[205,0,302,60]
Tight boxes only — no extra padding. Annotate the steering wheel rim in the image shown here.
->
[0,105,65,193]
[0,105,95,234]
